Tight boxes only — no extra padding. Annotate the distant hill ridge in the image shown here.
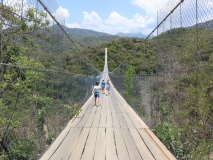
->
[63,25,146,38]
[197,19,213,29]
[61,19,213,39]
[52,19,213,48]
[59,26,146,48]
[116,32,146,38]
[64,27,112,37]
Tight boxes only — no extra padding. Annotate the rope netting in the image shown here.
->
[0,0,101,159]
[110,0,213,159]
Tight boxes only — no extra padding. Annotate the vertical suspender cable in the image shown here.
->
[177,3,183,156]
[20,0,29,158]
[209,122,213,159]
[34,0,42,156]
[156,10,159,124]
[169,13,173,116]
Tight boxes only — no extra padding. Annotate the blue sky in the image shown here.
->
[53,0,167,35]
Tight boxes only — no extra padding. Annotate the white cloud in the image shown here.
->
[79,11,154,34]
[131,0,213,25]
[82,11,103,27]
[53,7,69,24]
[131,0,182,22]
[67,23,81,28]
[54,1,173,35]
[62,0,213,35]
[131,0,166,16]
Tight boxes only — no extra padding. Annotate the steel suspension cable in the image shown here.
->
[111,0,185,74]
[37,0,100,74]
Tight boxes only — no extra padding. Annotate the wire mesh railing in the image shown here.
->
[110,0,213,159]
[0,0,101,159]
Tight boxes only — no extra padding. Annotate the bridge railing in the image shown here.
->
[0,0,101,159]
[110,0,213,159]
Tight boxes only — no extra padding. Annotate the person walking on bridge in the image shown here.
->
[106,79,110,96]
[92,81,101,106]
[101,79,105,94]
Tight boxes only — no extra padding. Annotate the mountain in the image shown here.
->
[197,19,213,29]
[51,25,149,48]
[116,32,146,38]
[64,27,111,37]
[61,26,119,48]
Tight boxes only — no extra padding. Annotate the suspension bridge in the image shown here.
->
[40,50,176,160]
[0,0,212,159]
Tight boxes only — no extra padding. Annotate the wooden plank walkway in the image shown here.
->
[40,49,176,160]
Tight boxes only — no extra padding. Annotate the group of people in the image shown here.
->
[92,79,110,106]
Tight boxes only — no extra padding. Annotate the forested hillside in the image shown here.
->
[84,26,213,75]
[84,37,156,74]
[56,25,119,48]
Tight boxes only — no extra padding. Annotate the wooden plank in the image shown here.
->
[137,128,169,160]
[40,125,71,160]
[105,96,111,113]
[130,107,148,128]
[92,112,101,128]
[110,96,120,128]
[115,95,131,114]
[114,128,130,160]
[96,99,102,113]
[145,128,177,160]
[129,128,155,160]
[110,93,121,113]
[77,96,93,118]
[113,99,122,113]
[121,129,142,160]
[68,99,93,128]
[100,102,106,114]
[106,128,118,160]
[84,113,95,128]
[116,100,148,129]
[51,127,82,160]
[111,112,120,128]
[122,113,135,128]
[106,112,113,128]
[94,128,106,160]
[127,112,144,129]
[108,96,117,116]
[69,117,81,128]
[99,112,106,128]
[91,104,97,113]
[81,128,98,160]
[68,128,90,160]
[100,93,105,109]
[77,112,90,128]
[112,91,126,113]
[117,113,128,128]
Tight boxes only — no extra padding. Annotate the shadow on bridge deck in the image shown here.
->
[40,49,176,160]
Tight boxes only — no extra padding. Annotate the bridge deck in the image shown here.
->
[40,50,176,160]
[40,84,176,160]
